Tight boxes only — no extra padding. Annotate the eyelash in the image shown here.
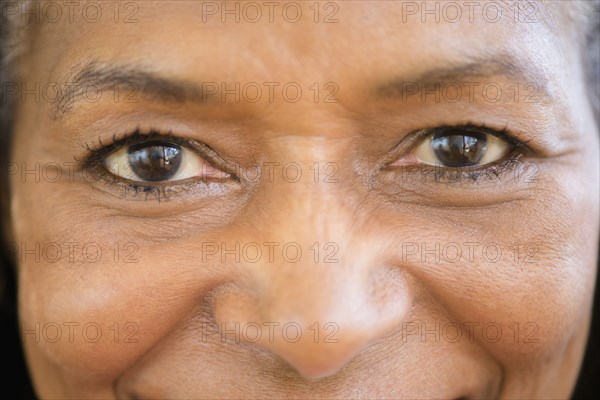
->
[81,129,226,201]
[416,153,524,183]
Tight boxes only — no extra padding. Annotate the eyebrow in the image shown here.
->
[376,55,551,102]
[53,60,208,118]
[53,55,551,118]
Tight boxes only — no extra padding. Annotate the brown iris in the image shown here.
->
[431,130,488,167]
[127,141,183,181]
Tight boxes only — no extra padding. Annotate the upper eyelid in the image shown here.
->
[84,130,202,167]
[84,130,181,159]
[415,125,521,149]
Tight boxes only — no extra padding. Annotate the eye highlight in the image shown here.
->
[412,126,512,168]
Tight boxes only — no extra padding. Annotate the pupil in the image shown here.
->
[431,130,488,167]
[127,141,183,181]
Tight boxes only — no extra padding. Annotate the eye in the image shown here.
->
[103,140,228,182]
[412,127,512,168]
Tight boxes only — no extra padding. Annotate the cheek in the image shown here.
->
[15,189,246,385]
[17,220,228,381]
[464,179,595,366]
[376,164,598,377]
[17,236,167,382]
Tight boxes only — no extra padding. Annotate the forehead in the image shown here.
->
[27,0,569,81]
[13,0,583,148]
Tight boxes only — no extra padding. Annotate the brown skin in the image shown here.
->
[8,0,599,398]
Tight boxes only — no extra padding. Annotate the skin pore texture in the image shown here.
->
[5,0,600,398]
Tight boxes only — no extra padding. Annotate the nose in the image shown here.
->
[211,189,415,380]
[215,266,413,379]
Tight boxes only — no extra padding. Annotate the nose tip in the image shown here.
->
[250,318,384,380]
[213,268,413,380]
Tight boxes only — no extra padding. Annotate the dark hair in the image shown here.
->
[1,1,599,398]
[1,2,36,396]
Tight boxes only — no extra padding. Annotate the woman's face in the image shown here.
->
[8,1,599,398]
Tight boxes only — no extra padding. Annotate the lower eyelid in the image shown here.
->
[382,151,526,187]
[87,164,237,202]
